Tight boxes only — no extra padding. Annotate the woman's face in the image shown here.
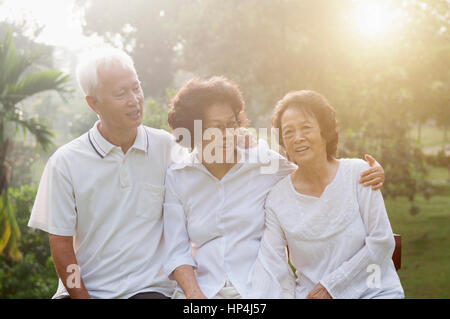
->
[200,102,239,163]
[280,106,327,165]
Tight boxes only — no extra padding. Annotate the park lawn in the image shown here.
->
[385,195,450,298]
[409,126,447,149]
[427,166,449,187]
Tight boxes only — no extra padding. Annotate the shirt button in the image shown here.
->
[120,168,129,188]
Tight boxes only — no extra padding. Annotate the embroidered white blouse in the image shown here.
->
[163,142,296,298]
[251,158,404,299]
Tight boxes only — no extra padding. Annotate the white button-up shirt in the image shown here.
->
[251,158,404,299]
[163,143,296,298]
[28,121,178,299]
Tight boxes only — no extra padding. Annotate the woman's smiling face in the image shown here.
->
[200,102,239,163]
[280,106,328,165]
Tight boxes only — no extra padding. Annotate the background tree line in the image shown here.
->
[79,0,449,203]
[0,0,449,298]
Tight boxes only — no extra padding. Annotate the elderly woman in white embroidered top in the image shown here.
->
[163,78,387,299]
[251,90,404,299]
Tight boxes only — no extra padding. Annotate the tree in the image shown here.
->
[76,0,447,212]
[77,0,183,99]
[0,28,71,261]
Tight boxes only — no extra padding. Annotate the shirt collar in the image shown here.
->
[132,125,149,153]
[171,148,201,170]
[171,146,246,170]
[88,121,149,158]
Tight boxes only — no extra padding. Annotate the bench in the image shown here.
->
[393,234,401,271]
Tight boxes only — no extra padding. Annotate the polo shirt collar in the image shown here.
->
[131,125,149,153]
[88,121,149,158]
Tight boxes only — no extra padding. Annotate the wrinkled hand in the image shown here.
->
[235,127,257,149]
[306,283,332,299]
[359,154,385,191]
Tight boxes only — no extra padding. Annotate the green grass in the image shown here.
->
[427,166,450,186]
[410,126,448,149]
[386,195,450,298]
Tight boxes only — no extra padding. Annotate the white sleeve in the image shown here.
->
[27,156,76,236]
[320,161,395,299]
[250,205,296,299]
[163,169,196,279]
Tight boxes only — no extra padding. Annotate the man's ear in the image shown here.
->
[86,95,99,114]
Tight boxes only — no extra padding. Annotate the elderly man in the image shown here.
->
[28,49,179,299]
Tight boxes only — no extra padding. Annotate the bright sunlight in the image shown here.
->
[354,0,396,38]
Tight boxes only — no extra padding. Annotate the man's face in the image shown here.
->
[91,62,144,131]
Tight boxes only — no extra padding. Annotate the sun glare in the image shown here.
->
[354,1,393,38]
[0,0,102,50]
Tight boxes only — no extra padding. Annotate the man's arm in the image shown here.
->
[49,234,90,299]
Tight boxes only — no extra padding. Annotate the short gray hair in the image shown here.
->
[76,47,136,96]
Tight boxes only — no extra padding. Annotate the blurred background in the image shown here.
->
[0,0,448,298]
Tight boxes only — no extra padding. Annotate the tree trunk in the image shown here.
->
[417,122,422,143]
[0,137,11,196]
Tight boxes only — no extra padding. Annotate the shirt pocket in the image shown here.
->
[136,183,165,221]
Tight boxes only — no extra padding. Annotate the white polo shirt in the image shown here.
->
[28,121,179,299]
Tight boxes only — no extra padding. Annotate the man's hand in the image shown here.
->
[359,154,385,191]
[306,283,332,299]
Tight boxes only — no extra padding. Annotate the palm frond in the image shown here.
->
[2,70,72,108]
[10,117,54,151]
[0,29,34,94]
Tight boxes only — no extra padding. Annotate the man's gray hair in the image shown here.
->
[76,47,136,96]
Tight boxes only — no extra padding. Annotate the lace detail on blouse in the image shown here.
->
[266,161,359,241]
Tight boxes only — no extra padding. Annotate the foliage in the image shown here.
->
[0,21,53,68]
[426,149,450,168]
[0,193,20,260]
[74,0,450,214]
[0,27,71,163]
[0,185,57,298]
[77,0,182,98]
[77,0,450,132]
[143,89,178,131]
[143,98,170,131]
[0,27,71,260]
[339,122,434,215]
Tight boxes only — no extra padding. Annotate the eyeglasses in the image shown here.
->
[203,119,241,132]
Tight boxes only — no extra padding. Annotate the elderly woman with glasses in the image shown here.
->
[162,77,386,299]
[251,90,404,299]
